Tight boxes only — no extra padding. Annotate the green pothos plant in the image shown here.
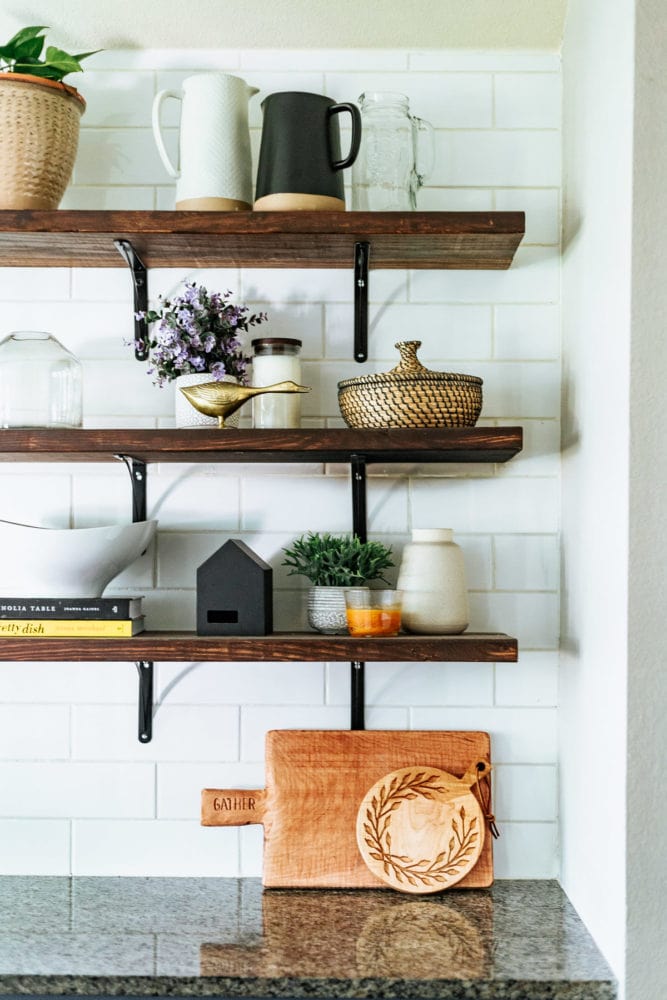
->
[281,532,394,587]
[0,25,99,82]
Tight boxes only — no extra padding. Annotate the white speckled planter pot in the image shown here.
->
[307,585,370,635]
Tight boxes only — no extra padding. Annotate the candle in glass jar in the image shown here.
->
[251,338,303,428]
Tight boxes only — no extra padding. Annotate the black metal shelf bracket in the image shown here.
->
[350,454,368,731]
[136,661,154,743]
[115,456,153,742]
[115,238,149,362]
[354,241,370,363]
[114,455,147,523]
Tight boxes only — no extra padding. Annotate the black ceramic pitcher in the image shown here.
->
[254,91,362,211]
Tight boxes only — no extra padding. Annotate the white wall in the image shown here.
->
[626,0,667,995]
[0,48,562,879]
[560,0,634,987]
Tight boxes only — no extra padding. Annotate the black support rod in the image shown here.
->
[353,241,370,363]
[350,454,368,730]
[136,661,154,743]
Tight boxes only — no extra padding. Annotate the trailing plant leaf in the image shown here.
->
[0,26,100,82]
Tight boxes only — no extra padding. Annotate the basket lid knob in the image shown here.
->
[389,340,430,376]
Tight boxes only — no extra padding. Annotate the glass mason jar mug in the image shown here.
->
[0,330,82,428]
[351,92,435,211]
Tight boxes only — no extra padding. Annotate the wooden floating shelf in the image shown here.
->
[0,632,518,662]
[0,210,525,269]
[0,426,523,464]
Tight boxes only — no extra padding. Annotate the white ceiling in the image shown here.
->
[0,0,568,51]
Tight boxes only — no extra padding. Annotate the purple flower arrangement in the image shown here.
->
[134,282,267,387]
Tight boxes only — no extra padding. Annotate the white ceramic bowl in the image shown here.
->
[0,519,157,597]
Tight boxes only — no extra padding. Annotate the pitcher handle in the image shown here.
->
[328,102,362,171]
[152,89,181,179]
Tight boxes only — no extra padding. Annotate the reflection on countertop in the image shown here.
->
[0,877,615,999]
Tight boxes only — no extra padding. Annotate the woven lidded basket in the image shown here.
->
[0,73,85,210]
[337,341,483,429]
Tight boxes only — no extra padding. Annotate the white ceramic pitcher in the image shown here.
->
[152,72,258,211]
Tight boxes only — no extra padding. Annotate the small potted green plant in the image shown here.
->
[133,280,267,427]
[281,532,394,634]
[0,25,100,209]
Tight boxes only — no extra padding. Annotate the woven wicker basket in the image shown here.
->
[337,341,483,429]
[0,73,85,210]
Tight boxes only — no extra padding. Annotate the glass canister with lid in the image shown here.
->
[0,330,82,428]
[251,337,303,428]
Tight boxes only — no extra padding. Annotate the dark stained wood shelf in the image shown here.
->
[0,631,517,662]
[0,210,525,269]
[0,426,523,464]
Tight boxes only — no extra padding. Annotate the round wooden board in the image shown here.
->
[356,765,485,894]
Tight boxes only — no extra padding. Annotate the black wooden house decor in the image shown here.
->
[197,539,273,636]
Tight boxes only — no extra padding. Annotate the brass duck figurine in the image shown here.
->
[179,379,311,428]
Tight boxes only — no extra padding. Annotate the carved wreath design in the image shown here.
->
[361,770,480,888]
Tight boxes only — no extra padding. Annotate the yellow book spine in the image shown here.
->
[0,619,143,637]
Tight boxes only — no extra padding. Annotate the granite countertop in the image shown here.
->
[0,877,615,1000]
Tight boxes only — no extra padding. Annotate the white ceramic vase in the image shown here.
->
[174,373,242,429]
[396,528,469,634]
[0,519,157,598]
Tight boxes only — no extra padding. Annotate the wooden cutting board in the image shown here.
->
[201,729,493,889]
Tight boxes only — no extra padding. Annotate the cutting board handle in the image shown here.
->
[201,788,266,826]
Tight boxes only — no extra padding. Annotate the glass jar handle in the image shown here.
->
[328,103,362,170]
[412,116,435,187]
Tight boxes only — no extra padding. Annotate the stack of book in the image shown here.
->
[0,597,145,637]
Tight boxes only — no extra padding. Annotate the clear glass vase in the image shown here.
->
[0,331,82,428]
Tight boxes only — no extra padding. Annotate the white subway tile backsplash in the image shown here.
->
[410,707,558,763]
[410,247,560,304]
[494,764,558,822]
[72,820,238,875]
[243,49,409,72]
[493,822,559,878]
[155,661,325,706]
[469,591,560,648]
[0,268,70,301]
[0,475,71,527]
[325,72,493,128]
[494,189,561,246]
[0,763,154,818]
[157,761,265,819]
[410,477,559,533]
[0,706,70,760]
[74,128,178,186]
[495,652,559,707]
[0,820,70,875]
[325,304,492,360]
[494,303,560,359]
[494,74,561,130]
[496,419,561,478]
[0,662,136,704]
[326,661,494,707]
[241,475,409,533]
[431,131,561,188]
[61,186,155,210]
[494,535,560,590]
[72,705,239,761]
[81,72,156,128]
[0,45,563,881]
[408,52,561,73]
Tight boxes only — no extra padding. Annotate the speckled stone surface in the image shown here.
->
[0,878,616,999]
